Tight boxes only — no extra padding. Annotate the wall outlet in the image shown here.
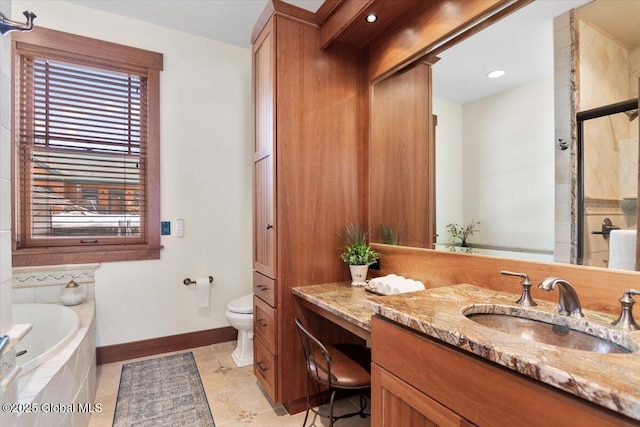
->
[161,221,171,235]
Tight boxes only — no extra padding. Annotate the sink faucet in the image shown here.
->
[501,270,537,307]
[538,277,583,318]
[612,289,640,331]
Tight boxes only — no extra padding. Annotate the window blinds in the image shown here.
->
[17,55,148,244]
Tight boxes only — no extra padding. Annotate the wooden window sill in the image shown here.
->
[12,245,163,267]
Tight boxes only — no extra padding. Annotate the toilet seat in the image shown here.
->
[227,293,253,314]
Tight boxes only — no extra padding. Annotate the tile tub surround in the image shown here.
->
[14,300,97,427]
[12,264,97,304]
[363,285,640,421]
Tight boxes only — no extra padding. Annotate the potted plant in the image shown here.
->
[340,224,379,286]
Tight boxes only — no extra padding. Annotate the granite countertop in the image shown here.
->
[364,284,640,421]
[292,282,372,333]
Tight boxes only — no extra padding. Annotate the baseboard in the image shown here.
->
[96,326,237,365]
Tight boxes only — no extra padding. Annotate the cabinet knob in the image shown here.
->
[266,224,273,230]
[258,319,268,327]
[256,285,267,291]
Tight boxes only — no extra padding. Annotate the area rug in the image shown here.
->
[113,352,215,427]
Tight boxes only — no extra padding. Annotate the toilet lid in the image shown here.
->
[228,293,253,314]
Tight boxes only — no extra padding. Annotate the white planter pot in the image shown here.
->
[349,264,369,286]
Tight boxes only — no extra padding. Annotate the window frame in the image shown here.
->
[11,27,163,266]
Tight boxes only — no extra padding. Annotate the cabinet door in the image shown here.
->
[253,19,276,278]
[372,364,474,427]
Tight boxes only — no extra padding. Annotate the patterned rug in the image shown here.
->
[113,352,215,427]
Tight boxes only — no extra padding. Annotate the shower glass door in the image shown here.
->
[578,99,639,268]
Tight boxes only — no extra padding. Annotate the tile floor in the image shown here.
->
[88,341,371,426]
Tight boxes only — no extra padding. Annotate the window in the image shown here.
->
[12,27,163,266]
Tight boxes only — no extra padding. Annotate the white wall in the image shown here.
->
[12,0,253,346]
[433,97,463,242]
[435,78,555,253]
[462,77,555,251]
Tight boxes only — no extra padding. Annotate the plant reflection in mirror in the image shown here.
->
[381,224,399,245]
[446,220,480,248]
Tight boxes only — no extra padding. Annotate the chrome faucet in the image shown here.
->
[538,277,583,318]
[612,289,640,331]
[0,335,8,358]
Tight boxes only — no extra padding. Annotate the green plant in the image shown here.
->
[339,224,380,266]
[446,220,480,247]
[381,224,399,245]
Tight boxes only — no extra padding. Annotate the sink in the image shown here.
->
[463,305,637,354]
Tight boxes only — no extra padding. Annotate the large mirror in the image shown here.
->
[370,0,640,271]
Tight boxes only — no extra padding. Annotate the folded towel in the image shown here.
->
[391,279,425,294]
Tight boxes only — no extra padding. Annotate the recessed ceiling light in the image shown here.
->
[487,69,506,79]
[365,14,378,23]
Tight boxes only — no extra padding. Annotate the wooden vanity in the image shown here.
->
[295,280,640,425]
[371,317,636,426]
[367,286,640,426]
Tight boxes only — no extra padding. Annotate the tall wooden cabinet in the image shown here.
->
[251,6,365,411]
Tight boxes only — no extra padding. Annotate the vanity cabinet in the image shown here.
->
[372,364,473,427]
[251,5,365,410]
[371,316,636,426]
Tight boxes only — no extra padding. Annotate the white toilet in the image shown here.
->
[225,293,254,367]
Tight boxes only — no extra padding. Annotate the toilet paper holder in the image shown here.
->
[183,276,214,286]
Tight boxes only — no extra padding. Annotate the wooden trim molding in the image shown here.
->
[12,26,163,71]
[367,0,528,82]
[250,0,318,44]
[96,326,237,365]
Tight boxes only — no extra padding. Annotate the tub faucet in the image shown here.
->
[0,335,8,358]
[538,277,583,318]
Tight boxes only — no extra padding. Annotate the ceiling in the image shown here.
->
[65,0,324,48]
[63,0,637,105]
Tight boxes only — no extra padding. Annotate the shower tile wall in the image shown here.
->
[631,47,640,98]
[578,17,639,268]
[578,19,630,110]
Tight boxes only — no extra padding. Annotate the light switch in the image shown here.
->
[161,221,171,235]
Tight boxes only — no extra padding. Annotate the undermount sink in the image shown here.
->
[463,305,638,354]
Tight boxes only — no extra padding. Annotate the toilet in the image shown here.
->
[225,293,254,367]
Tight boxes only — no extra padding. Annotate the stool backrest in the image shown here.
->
[294,317,335,386]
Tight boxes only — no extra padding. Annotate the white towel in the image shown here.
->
[609,229,637,271]
[383,275,404,294]
[391,279,425,294]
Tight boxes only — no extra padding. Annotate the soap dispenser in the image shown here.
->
[60,280,86,306]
